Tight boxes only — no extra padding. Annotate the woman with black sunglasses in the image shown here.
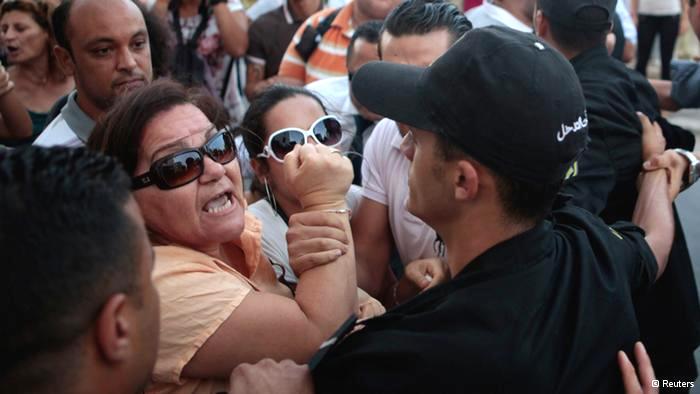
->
[88,79,374,394]
[240,85,364,286]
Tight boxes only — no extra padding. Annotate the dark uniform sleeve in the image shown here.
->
[560,131,617,215]
[609,221,658,292]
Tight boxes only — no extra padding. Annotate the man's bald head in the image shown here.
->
[52,0,143,53]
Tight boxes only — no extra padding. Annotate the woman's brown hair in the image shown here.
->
[87,78,231,176]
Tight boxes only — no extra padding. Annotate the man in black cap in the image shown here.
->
[534,0,700,387]
[228,26,681,393]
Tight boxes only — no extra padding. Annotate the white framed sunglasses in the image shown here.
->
[256,115,343,162]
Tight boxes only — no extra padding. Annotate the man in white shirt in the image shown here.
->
[34,0,153,147]
[352,0,471,300]
[465,0,535,32]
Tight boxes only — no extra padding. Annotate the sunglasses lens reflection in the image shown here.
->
[314,118,342,146]
[271,130,305,160]
[206,132,236,164]
[159,151,203,188]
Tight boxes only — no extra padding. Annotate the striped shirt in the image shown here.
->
[278,4,354,84]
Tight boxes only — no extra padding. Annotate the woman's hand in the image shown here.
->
[284,144,353,211]
[287,210,351,276]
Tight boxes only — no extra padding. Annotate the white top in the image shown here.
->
[637,0,681,16]
[361,119,438,265]
[33,91,95,148]
[306,76,357,152]
[616,0,637,45]
[465,1,533,33]
[249,184,363,284]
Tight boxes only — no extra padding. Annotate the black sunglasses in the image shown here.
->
[132,128,237,190]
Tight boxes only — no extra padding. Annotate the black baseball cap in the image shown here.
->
[351,26,588,184]
[538,0,616,31]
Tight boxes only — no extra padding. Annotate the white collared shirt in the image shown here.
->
[465,1,533,33]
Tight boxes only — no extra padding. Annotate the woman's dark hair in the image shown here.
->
[239,84,327,159]
[1,0,66,79]
[87,78,230,175]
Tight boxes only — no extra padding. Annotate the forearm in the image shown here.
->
[294,208,357,338]
[650,79,679,111]
[213,4,248,57]
[633,169,674,279]
[0,91,32,139]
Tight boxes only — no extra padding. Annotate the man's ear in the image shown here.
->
[453,159,479,202]
[534,10,547,37]
[53,46,76,77]
[95,293,131,364]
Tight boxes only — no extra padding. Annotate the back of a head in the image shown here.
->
[537,0,615,53]
[0,147,137,392]
[347,20,383,60]
[382,0,472,43]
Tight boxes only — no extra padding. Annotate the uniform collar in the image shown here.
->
[453,219,554,279]
[569,45,610,71]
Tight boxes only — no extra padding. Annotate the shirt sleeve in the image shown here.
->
[560,126,618,215]
[671,60,700,109]
[609,221,658,292]
[227,0,244,12]
[246,19,268,66]
[151,249,252,384]
[361,120,392,205]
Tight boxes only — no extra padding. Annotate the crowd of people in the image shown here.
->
[2,0,700,393]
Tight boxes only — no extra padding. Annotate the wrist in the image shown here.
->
[673,148,700,191]
[0,80,14,98]
[302,201,347,212]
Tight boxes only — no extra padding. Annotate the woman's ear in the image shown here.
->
[250,158,269,182]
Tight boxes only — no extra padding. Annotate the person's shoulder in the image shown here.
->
[306,76,348,102]
[252,6,285,27]
[33,114,80,147]
[248,199,276,221]
[304,6,340,27]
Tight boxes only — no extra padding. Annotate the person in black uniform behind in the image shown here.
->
[534,0,700,389]
[228,26,683,393]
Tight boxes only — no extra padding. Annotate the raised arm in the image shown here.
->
[0,65,32,140]
[212,1,248,58]
[181,144,357,378]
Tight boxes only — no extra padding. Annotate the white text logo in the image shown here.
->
[557,115,588,142]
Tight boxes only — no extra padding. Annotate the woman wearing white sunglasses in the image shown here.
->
[241,85,364,285]
[89,80,380,394]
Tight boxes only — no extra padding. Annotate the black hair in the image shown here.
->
[0,147,139,391]
[50,0,73,52]
[435,134,560,223]
[88,78,228,176]
[539,1,610,53]
[239,84,327,159]
[347,20,383,61]
[380,0,471,56]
